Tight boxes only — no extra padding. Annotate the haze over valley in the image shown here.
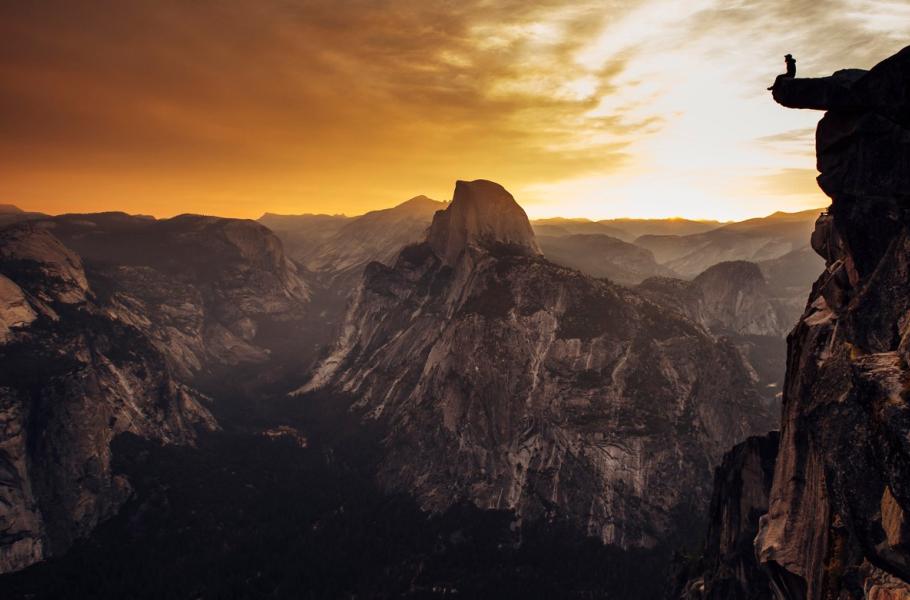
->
[3,2,910,599]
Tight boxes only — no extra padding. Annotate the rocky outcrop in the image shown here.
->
[675,432,779,600]
[0,223,218,573]
[693,262,787,336]
[0,224,89,305]
[637,262,794,400]
[0,275,35,343]
[0,212,312,574]
[753,45,910,599]
[302,180,775,550]
[427,179,540,265]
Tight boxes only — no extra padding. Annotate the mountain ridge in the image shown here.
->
[301,180,775,554]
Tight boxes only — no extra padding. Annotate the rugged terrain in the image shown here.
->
[636,210,820,279]
[639,261,790,338]
[261,196,445,282]
[0,223,217,572]
[675,433,779,600]
[302,179,776,550]
[638,261,796,398]
[0,213,313,573]
[45,213,313,378]
[682,44,910,600]
[756,44,910,600]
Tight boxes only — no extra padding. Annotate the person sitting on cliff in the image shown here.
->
[768,54,797,90]
[785,54,796,77]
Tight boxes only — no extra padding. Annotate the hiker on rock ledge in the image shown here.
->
[768,54,797,90]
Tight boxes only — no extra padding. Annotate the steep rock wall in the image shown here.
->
[757,45,910,600]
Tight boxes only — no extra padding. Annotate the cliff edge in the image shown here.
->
[757,45,910,599]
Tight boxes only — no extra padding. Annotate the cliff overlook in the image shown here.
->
[752,45,910,599]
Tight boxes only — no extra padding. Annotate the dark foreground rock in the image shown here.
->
[735,45,910,600]
[674,432,778,600]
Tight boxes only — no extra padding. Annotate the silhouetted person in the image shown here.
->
[768,54,797,90]
[785,54,796,77]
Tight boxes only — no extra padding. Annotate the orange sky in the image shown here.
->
[2,1,908,221]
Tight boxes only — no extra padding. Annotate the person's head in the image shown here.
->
[785,54,793,59]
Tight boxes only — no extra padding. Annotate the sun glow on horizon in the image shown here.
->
[1,1,907,221]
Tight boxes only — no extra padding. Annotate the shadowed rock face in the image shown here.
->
[639,261,788,338]
[675,433,779,600]
[0,223,219,574]
[34,214,312,380]
[691,262,786,336]
[0,214,313,574]
[303,180,775,552]
[755,45,910,599]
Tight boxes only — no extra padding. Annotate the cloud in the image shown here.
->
[1,0,654,216]
[0,0,904,218]
[757,128,817,146]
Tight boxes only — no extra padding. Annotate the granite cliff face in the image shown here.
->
[302,179,775,550]
[426,180,541,264]
[750,46,910,599]
[676,433,779,600]
[0,223,219,573]
[638,262,795,399]
[0,214,312,574]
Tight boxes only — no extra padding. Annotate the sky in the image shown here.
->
[2,1,909,221]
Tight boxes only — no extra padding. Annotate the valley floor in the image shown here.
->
[0,394,679,599]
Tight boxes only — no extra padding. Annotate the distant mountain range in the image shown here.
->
[297,179,775,551]
[258,201,823,348]
[0,192,822,592]
[258,202,822,284]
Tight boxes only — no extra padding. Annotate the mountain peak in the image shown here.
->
[383,195,446,218]
[426,179,541,265]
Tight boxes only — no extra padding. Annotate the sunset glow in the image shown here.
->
[2,0,908,220]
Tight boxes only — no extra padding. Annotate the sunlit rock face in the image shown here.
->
[303,180,774,550]
[427,179,541,265]
[756,45,910,599]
